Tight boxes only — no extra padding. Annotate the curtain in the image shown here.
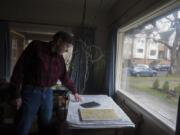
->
[105,28,117,97]
[0,21,11,81]
[70,27,95,94]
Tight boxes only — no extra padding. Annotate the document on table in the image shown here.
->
[79,108,120,121]
[66,95,135,129]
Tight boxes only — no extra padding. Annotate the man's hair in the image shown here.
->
[53,31,73,43]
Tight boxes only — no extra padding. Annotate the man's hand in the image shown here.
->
[74,93,81,102]
[14,98,22,110]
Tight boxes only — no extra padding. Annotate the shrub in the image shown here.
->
[153,79,159,90]
[174,84,180,94]
[162,81,169,92]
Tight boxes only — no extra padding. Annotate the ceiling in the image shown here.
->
[0,0,165,36]
[0,0,119,29]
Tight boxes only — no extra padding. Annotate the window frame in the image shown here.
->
[115,0,179,133]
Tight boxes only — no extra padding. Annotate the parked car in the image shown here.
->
[158,64,171,71]
[151,64,170,71]
[131,67,157,77]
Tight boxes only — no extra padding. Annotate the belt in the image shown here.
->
[24,85,52,91]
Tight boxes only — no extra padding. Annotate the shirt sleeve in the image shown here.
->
[10,41,37,98]
[59,57,77,94]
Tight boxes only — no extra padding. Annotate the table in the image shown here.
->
[66,95,135,131]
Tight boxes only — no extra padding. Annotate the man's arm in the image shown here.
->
[59,58,81,101]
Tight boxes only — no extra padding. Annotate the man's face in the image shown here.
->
[56,39,72,54]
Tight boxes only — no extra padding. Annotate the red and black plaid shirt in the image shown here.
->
[10,40,77,98]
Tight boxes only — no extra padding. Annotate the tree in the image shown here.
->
[142,10,180,74]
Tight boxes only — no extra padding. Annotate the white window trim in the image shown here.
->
[115,0,180,132]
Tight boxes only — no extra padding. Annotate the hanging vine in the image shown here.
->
[69,37,104,94]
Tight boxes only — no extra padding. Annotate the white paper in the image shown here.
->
[66,95,135,129]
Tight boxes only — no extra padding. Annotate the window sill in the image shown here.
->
[116,89,175,134]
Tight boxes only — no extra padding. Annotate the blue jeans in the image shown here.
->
[16,86,53,135]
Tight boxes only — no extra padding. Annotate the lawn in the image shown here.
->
[127,75,180,105]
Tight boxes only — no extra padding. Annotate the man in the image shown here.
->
[10,31,81,135]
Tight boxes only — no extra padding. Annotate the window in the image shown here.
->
[158,50,165,59]
[10,32,25,73]
[116,4,180,130]
[137,49,143,53]
[150,50,156,56]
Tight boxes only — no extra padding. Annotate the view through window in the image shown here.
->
[118,8,180,129]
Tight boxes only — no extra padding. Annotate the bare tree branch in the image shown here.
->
[165,16,173,23]
[153,39,172,50]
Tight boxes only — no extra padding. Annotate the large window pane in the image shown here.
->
[118,8,180,129]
